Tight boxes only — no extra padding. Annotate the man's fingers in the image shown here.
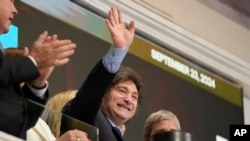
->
[42,33,58,43]
[56,49,75,60]
[129,20,135,33]
[53,42,76,54]
[31,32,77,69]
[112,7,119,24]
[108,8,115,26]
[54,58,70,67]
[118,8,123,24]
[105,19,113,32]
[50,42,76,66]
[35,31,48,44]
[51,39,74,48]
[51,34,58,41]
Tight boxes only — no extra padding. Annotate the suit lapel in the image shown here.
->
[99,111,124,141]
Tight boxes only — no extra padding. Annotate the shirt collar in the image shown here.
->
[106,116,122,133]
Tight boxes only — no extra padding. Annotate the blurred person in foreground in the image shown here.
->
[5,48,89,141]
[0,0,76,139]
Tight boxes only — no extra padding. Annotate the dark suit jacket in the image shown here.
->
[63,60,123,141]
[0,51,48,139]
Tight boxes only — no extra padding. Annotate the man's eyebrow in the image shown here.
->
[153,128,178,134]
[153,129,167,134]
[115,85,128,90]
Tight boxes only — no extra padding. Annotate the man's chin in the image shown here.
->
[2,29,10,34]
[116,112,130,120]
[3,25,10,34]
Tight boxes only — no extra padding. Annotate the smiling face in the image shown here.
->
[0,0,18,34]
[101,80,139,126]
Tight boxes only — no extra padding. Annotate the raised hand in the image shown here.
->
[29,31,76,69]
[105,7,135,49]
[29,33,57,88]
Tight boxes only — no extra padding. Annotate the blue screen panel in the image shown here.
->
[0,24,18,49]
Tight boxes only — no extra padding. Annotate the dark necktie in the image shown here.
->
[112,126,123,141]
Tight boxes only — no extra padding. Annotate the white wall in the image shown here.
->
[244,96,250,124]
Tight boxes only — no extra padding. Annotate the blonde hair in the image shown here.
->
[41,90,77,137]
[143,109,181,138]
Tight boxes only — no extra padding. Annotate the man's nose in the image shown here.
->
[124,95,132,104]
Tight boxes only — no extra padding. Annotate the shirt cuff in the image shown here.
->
[102,45,128,73]
[27,81,48,98]
[27,55,37,66]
